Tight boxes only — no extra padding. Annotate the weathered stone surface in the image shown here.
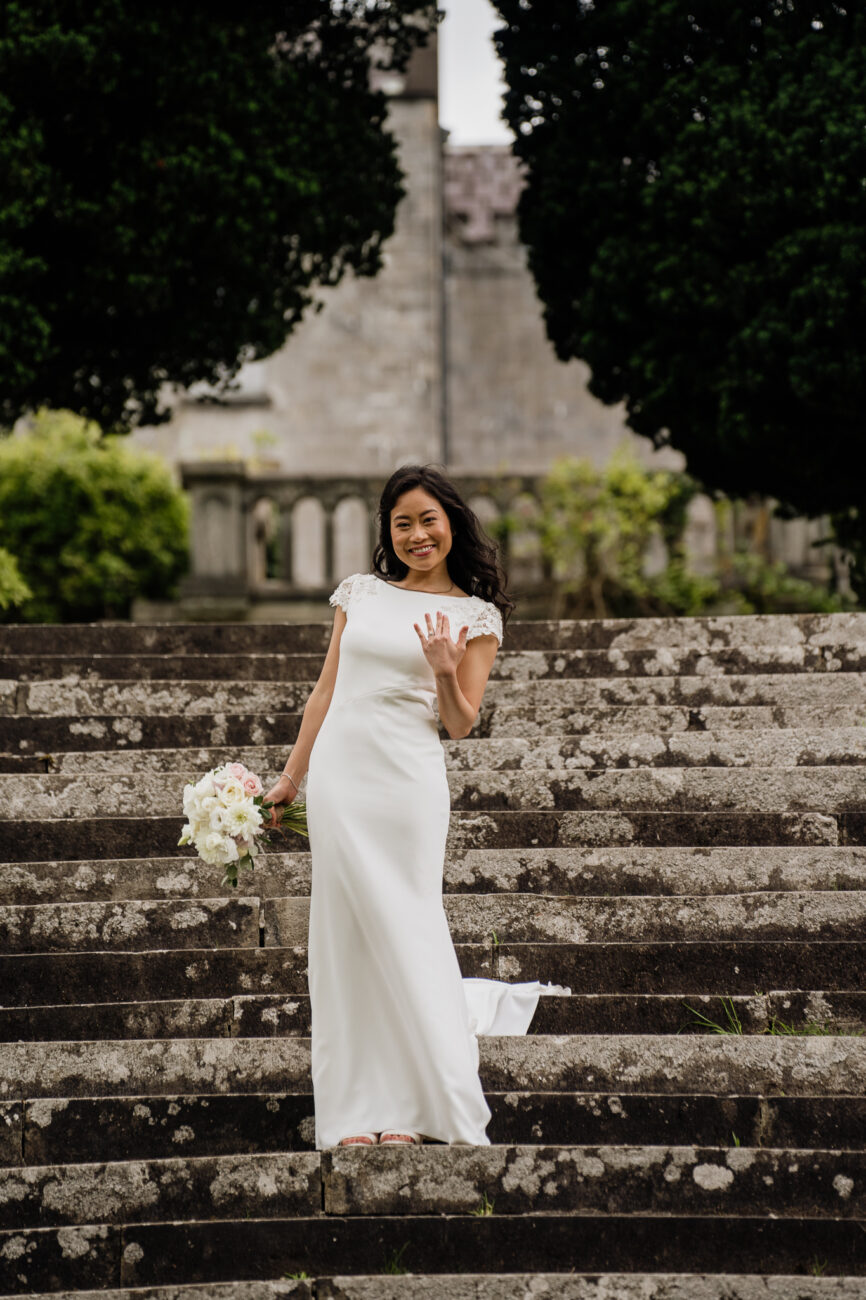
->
[2,607,865,1296]
[18,1091,866,1165]
[2,610,864,656]
[0,898,259,954]
[2,1215,862,1292]
[6,809,863,865]
[484,1092,866,1154]
[7,640,866,685]
[494,939,866,993]
[111,1215,866,1287]
[262,891,866,946]
[0,1222,119,1295]
[1,993,313,1043]
[448,767,866,813]
[0,714,303,755]
[322,1144,866,1217]
[10,672,866,720]
[0,1152,321,1228]
[446,729,866,771]
[0,944,492,1009]
[479,1034,866,1096]
[449,846,866,897]
[2,1036,864,1103]
[8,726,866,775]
[0,999,235,1043]
[4,846,866,906]
[0,855,312,906]
[488,674,866,709]
[0,1284,310,1300]
[5,988,866,1044]
[485,703,849,736]
[6,766,866,821]
[23,1094,316,1166]
[317,1279,866,1300]
[0,1109,21,1168]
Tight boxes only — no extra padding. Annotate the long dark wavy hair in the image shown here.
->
[371,464,515,628]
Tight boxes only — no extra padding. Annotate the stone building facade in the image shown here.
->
[131,41,654,477]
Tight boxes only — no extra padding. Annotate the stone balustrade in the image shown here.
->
[179,461,839,609]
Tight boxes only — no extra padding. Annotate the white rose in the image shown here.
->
[195,772,216,799]
[196,830,228,866]
[217,777,245,807]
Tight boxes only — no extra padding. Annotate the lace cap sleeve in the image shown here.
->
[328,573,358,613]
[466,600,503,646]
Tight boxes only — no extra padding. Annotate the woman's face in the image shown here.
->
[389,487,454,572]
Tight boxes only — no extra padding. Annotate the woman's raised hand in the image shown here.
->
[414,610,469,677]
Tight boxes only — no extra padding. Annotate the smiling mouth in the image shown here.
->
[408,544,435,555]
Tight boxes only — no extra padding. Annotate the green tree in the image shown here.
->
[0,2,436,431]
[0,409,189,621]
[492,1,866,585]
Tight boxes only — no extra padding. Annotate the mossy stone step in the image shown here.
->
[3,809,861,864]
[0,1214,862,1295]
[2,1036,864,1102]
[4,990,865,1043]
[2,941,862,1007]
[9,1092,865,1167]
[7,726,865,773]
[4,847,866,906]
[6,641,866,682]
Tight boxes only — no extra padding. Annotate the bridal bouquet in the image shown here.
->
[179,760,308,888]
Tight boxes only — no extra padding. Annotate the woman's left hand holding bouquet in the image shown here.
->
[262,771,300,829]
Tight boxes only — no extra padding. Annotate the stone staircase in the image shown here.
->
[1,612,865,1299]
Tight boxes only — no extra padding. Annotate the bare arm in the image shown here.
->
[415,610,499,740]
[263,605,346,822]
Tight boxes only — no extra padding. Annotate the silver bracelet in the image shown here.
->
[280,771,299,793]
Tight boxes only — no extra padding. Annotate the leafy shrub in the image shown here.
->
[505,448,719,618]
[0,547,32,613]
[0,409,188,622]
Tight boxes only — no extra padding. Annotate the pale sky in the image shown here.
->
[439,0,515,145]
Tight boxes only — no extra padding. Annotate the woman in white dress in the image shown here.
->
[263,465,566,1150]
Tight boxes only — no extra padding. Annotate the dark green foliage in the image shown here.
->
[492,1,866,521]
[0,409,189,621]
[0,2,436,430]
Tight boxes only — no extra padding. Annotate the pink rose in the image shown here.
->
[243,772,263,797]
[227,762,248,780]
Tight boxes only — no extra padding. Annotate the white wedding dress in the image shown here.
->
[304,571,569,1150]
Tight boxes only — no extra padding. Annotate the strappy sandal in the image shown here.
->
[338,1132,378,1146]
[379,1129,423,1145]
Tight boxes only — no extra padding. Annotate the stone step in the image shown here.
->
[13,728,864,774]
[6,889,864,956]
[0,1215,862,1295]
[6,642,866,683]
[2,941,862,1007]
[0,897,260,954]
[2,1035,864,1102]
[3,847,866,906]
[263,891,866,947]
[0,1278,861,1300]
[326,1144,866,1218]
[0,1145,863,1232]
[8,1091,865,1167]
[5,673,866,718]
[4,989,865,1043]
[2,610,864,655]
[2,809,860,864]
[7,705,863,755]
[6,769,864,821]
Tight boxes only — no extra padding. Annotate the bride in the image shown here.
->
[263,463,566,1150]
